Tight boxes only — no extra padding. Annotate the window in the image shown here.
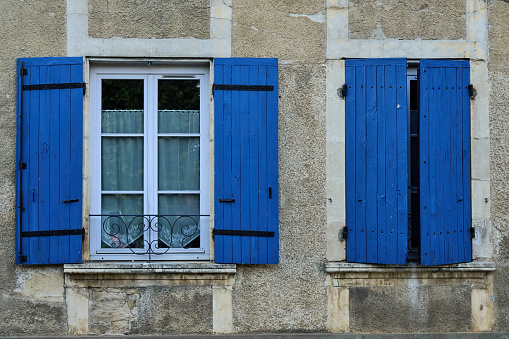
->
[345,58,471,266]
[15,57,280,265]
[89,63,210,261]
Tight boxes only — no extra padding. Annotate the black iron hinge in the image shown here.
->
[341,226,348,240]
[18,255,27,263]
[18,161,27,170]
[338,84,347,99]
[468,84,477,99]
[20,68,28,76]
[470,227,476,239]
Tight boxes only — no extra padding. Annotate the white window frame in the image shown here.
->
[89,63,210,261]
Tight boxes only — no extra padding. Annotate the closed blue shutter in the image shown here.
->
[214,58,279,264]
[16,57,84,265]
[420,60,471,266]
[346,59,408,264]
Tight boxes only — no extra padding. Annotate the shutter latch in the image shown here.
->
[470,227,476,239]
[18,161,27,170]
[19,255,27,263]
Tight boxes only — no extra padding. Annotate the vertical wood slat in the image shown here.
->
[345,59,408,265]
[214,58,279,264]
[16,57,83,265]
[420,59,471,266]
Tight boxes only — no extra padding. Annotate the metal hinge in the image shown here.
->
[338,84,347,99]
[19,255,27,263]
[468,84,477,99]
[20,68,28,76]
[18,161,26,170]
[341,226,348,240]
[470,227,476,239]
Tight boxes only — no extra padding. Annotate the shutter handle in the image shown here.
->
[218,199,235,203]
[62,199,80,203]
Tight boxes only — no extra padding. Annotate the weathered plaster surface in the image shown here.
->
[231,63,328,332]
[88,0,210,39]
[0,0,67,336]
[488,0,509,331]
[232,0,326,63]
[67,0,231,57]
[348,0,466,40]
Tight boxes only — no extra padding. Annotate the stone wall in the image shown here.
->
[0,0,506,336]
[0,0,67,336]
[487,0,509,330]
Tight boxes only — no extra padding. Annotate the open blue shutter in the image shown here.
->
[346,59,408,264]
[214,58,279,264]
[420,60,471,266]
[16,57,84,265]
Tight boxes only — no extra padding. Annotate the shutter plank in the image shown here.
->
[28,65,41,264]
[249,65,259,264]
[49,64,61,263]
[240,65,250,263]
[461,66,471,263]
[59,64,72,264]
[266,62,279,264]
[365,65,378,263]
[69,63,83,263]
[355,66,367,263]
[375,64,386,263]
[385,65,397,264]
[345,65,357,262]
[396,65,408,263]
[39,65,51,264]
[214,64,225,263]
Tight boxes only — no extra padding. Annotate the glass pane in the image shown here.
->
[158,137,199,191]
[101,194,144,248]
[157,194,200,248]
[158,80,200,133]
[102,79,143,133]
[102,137,143,191]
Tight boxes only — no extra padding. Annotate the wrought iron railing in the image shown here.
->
[90,214,209,260]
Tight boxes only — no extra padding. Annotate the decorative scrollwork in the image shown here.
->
[91,214,208,260]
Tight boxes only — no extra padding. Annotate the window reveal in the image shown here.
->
[90,65,210,261]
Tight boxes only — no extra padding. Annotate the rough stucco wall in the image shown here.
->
[232,0,328,332]
[349,285,471,332]
[88,0,210,39]
[0,0,67,336]
[89,286,213,335]
[232,0,326,63]
[348,0,466,40]
[488,0,509,331]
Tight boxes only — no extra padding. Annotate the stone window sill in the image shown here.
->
[64,262,236,275]
[64,262,236,287]
[324,261,495,273]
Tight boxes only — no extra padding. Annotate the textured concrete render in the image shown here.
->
[2,333,509,339]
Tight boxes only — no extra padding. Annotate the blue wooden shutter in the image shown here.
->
[214,58,279,264]
[16,57,84,265]
[346,59,408,264]
[420,60,471,266]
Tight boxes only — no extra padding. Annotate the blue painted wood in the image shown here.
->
[16,57,83,265]
[420,59,471,265]
[345,59,408,264]
[213,58,279,264]
[345,65,356,262]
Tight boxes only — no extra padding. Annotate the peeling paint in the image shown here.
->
[289,10,326,23]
